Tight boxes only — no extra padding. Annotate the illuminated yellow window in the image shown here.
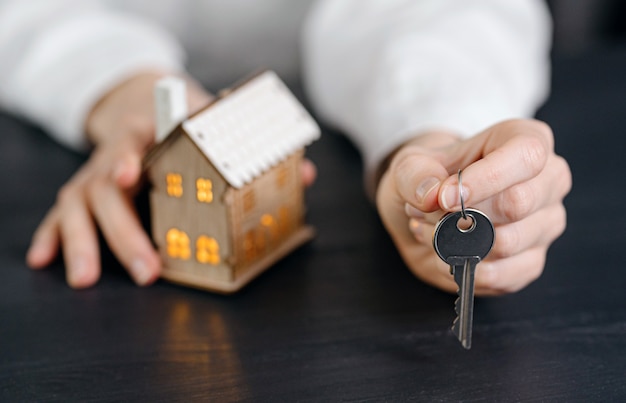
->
[277,206,291,236]
[196,235,220,265]
[166,173,183,197]
[261,214,278,241]
[244,230,256,262]
[166,228,191,260]
[196,178,213,203]
[243,189,255,213]
[256,227,266,254]
[276,165,289,188]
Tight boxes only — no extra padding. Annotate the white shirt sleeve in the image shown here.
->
[301,0,552,194]
[0,0,185,150]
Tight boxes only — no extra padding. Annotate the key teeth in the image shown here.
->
[453,288,462,320]
[452,294,460,332]
[452,294,463,343]
[450,260,478,349]
[452,306,473,349]
[452,315,460,335]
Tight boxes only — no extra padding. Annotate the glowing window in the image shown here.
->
[196,235,220,265]
[256,227,266,253]
[166,173,183,197]
[244,230,256,262]
[278,206,291,236]
[261,214,278,241]
[196,178,213,203]
[261,214,275,227]
[166,228,190,260]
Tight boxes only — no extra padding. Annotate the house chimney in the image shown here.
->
[154,76,188,142]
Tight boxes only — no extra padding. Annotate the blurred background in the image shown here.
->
[549,0,626,54]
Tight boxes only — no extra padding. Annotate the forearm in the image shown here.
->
[0,0,185,150]
[303,0,552,196]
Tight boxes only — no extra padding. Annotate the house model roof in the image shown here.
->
[180,71,320,189]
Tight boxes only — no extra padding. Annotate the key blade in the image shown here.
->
[448,256,480,349]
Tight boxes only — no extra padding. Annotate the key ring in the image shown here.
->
[458,169,467,219]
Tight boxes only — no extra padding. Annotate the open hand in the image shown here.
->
[26,72,318,289]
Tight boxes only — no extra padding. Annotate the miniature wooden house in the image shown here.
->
[144,71,320,293]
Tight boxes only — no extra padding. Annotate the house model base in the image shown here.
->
[144,71,320,293]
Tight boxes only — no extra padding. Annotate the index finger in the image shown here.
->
[438,119,553,210]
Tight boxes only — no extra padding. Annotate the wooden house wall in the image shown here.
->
[148,134,234,285]
[229,149,305,278]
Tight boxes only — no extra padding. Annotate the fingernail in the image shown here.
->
[416,177,440,204]
[113,157,140,187]
[408,218,420,234]
[408,218,425,242]
[441,183,469,210]
[404,203,425,219]
[112,161,126,182]
[26,242,45,266]
[132,258,154,286]
[69,257,89,282]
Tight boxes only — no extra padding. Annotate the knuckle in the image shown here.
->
[515,250,547,290]
[525,256,545,285]
[56,183,79,205]
[496,184,535,222]
[391,148,419,177]
[554,156,573,196]
[516,119,554,150]
[549,204,568,242]
[528,119,554,142]
[390,148,432,204]
[476,262,501,290]
[557,204,568,235]
[477,250,547,294]
[518,135,548,176]
[483,164,504,189]
[492,225,521,259]
[86,175,109,200]
[500,118,554,146]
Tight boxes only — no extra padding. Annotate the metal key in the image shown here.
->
[433,208,494,349]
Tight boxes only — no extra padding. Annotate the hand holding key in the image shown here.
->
[376,119,571,296]
[433,172,495,348]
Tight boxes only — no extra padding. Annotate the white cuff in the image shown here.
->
[3,9,185,150]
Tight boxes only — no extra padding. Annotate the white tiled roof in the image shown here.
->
[182,71,320,188]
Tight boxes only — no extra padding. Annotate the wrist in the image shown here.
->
[85,71,213,147]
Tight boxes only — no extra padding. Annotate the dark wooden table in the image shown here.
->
[2,48,625,402]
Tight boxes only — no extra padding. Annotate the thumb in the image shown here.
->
[388,147,450,213]
[111,125,154,189]
[376,146,450,254]
[112,151,143,189]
